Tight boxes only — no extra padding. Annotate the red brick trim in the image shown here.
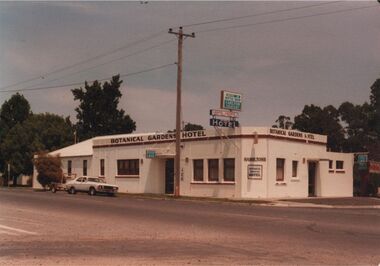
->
[115,175,139,179]
[93,134,326,149]
[190,182,235,185]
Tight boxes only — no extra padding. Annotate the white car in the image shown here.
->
[66,177,118,196]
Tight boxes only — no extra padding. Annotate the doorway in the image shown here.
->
[165,159,174,194]
[308,161,317,197]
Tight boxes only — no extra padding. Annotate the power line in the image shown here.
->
[181,1,342,28]
[197,5,379,34]
[0,63,175,93]
[0,30,166,91]
[17,39,175,91]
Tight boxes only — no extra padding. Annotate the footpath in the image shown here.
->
[270,197,380,209]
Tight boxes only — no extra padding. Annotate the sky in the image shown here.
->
[0,1,379,133]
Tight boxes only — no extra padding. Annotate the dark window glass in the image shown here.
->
[292,161,298,177]
[276,158,285,181]
[336,160,344,169]
[208,159,219,182]
[83,160,87,176]
[329,160,333,169]
[100,159,105,176]
[68,160,72,176]
[117,159,139,175]
[193,159,204,181]
[223,158,235,182]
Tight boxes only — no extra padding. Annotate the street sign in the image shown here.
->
[369,161,380,174]
[210,118,239,128]
[357,154,368,170]
[220,90,242,111]
[210,109,239,118]
[146,150,156,159]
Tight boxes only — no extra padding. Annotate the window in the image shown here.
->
[100,159,105,176]
[68,160,72,176]
[336,160,344,169]
[208,159,219,182]
[117,159,139,175]
[329,160,333,169]
[276,158,285,182]
[83,160,87,176]
[223,158,235,182]
[292,161,298,178]
[193,159,204,181]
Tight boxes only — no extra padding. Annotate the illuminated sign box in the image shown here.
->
[220,90,242,111]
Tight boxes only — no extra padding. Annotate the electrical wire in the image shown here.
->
[0,63,176,93]
[15,39,176,91]
[0,30,166,91]
[197,4,379,34]
[181,1,342,28]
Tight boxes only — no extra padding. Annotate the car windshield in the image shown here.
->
[88,178,103,183]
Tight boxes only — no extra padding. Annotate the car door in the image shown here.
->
[80,177,89,191]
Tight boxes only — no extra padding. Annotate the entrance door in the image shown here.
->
[308,162,317,197]
[165,159,174,194]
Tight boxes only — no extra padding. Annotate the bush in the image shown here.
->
[34,152,63,188]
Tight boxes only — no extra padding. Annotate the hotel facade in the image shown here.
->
[33,127,353,199]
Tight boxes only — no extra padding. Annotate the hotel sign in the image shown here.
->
[210,109,239,118]
[210,118,239,128]
[269,128,327,143]
[221,90,242,111]
[248,164,262,179]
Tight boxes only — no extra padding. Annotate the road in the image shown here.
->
[0,189,379,265]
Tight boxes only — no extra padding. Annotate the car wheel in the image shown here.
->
[69,187,76,194]
[89,187,96,196]
[51,187,57,193]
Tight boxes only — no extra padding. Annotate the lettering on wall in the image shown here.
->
[108,131,207,145]
[269,128,315,140]
[244,157,266,162]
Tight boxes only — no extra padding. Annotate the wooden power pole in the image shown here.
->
[168,27,195,197]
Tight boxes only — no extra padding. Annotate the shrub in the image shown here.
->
[34,152,63,188]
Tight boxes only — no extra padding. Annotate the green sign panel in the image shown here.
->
[357,154,368,170]
[221,91,242,111]
[146,150,156,159]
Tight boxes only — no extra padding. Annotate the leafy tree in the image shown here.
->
[338,102,373,152]
[1,113,73,185]
[183,123,204,131]
[272,115,293,129]
[72,75,136,140]
[34,152,63,188]
[0,93,31,182]
[370,79,380,137]
[293,104,344,151]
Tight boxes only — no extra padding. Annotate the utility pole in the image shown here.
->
[168,27,195,197]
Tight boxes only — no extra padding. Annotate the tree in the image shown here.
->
[0,93,31,182]
[272,115,293,129]
[293,104,344,151]
[338,102,373,152]
[72,75,136,140]
[370,78,380,137]
[183,123,204,131]
[1,113,73,185]
[34,152,63,188]
[168,122,204,133]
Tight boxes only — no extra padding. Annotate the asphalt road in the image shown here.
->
[0,189,379,265]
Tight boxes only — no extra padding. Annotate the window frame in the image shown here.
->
[276,158,285,182]
[223,158,235,182]
[193,159,204,182]
[336,160,344,170]
[100,159,105,177]
[291,160,298,178]
[117,159,140,176]
[83,160,87,176]
[208,159,219,182]
[67,160,72,176]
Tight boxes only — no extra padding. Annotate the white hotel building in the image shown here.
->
[33,127,353,199]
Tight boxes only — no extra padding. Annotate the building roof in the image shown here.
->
[49,138,93,157]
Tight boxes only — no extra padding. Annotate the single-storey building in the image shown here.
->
[33,127,353,199]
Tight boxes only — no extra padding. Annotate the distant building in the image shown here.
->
[33,127,353,199]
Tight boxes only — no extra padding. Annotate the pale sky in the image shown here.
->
[0,1,379,133]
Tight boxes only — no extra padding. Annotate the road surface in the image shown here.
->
[0,189,379,265]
